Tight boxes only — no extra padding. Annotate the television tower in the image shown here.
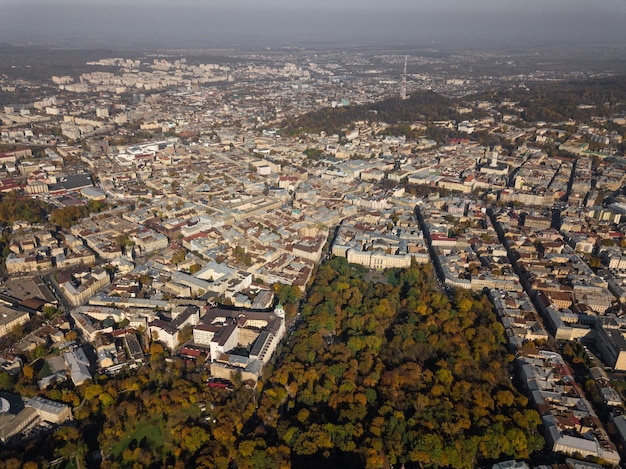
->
[400,55,408,100]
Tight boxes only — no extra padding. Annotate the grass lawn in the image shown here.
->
[50,454,80,469]
[109,404,202,457]
[110,419,165,457]
[175,404,201,420]
[37,359,53,379]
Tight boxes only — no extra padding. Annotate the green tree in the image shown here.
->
[0,371,14,391]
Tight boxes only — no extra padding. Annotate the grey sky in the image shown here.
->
[2,0,626,11]
[1,0,625,48]
[1,0,625,8]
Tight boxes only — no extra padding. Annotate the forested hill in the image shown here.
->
[478,75,626,123]
[280,90,464,136]
[281,75,626,138]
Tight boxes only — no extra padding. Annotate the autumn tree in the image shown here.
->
[238,257,543,468]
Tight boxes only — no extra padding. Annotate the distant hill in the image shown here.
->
[281,75,626,139]
[478,75,626,124]
[280,90,468,137]
[0,44,131,80]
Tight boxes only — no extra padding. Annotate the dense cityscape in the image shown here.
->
[0,31,625,469]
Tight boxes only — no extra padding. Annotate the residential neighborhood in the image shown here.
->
[0,43,625,468]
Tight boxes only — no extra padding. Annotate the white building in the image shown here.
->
[64,347,92,386]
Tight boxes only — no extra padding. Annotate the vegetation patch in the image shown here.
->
[238,257,544,468]
[109,419,165,459]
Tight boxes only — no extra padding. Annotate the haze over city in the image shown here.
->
[2,0,626,48]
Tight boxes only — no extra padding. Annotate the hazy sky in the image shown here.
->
[2,0,625,9]
[1,0,625,48]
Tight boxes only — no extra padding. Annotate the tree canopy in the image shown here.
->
[0,258,543,468]
[0,191,49,226]
[236,257,544,468]
[281,90,464,137]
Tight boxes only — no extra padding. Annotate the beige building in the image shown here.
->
[60,269,110,306]
[132,230,168,254]
[5,254,53,274]
[193,324,221,345]
[56,251,97,269]
[292,235,327,263]
[0,407,39,443]
[437,178,473,194]
[499,189,555,207]
[0,306,30,339]
[596,323,626,371]
[26,396,72,423]
[346,249,426,269]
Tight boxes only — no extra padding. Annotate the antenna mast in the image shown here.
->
[401,55,408,100]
